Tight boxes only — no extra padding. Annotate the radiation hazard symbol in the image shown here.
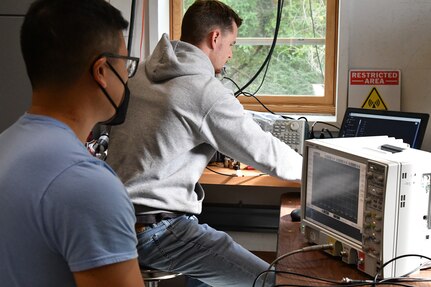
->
[361,87,387,110]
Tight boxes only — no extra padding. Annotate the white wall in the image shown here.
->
[338,0,431,151]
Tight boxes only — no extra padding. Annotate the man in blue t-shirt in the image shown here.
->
[0,0,143,286]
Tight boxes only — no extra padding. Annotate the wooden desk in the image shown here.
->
[198,165,300,235]
[199,165,300,188]
[276,193,431,286]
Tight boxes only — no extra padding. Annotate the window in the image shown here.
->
[170,0,338,115]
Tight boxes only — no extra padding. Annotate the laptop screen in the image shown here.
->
[339,108,429,149]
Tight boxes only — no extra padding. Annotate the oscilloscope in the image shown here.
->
[300,136,431,278]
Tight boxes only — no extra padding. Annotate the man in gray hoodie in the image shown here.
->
[107,0,303,286]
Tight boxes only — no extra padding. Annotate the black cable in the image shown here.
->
[255,261,431,287]
[310,121,340,138]
[311,121,340,131]
[274,282,414,287]
[272,273,423,287]
[260,253,431,287]
[373,254,431,283]
[205,166,234,177]
[239,91,278,115]
[238,91,295,119]
[224,76,283,117]
[321,128,334,138]
[251,50,273,96]
[274,270,345,285]
[255,269,374,287]
[255,244,333,287]
[127,0,137,56]
[234,0,284,96]
[225,0,325,126]
[389,277,431,284]
[420,261,431,270]
[222,76,241,90]
[224,76,299,120]
[308,0,324,81]
[274,283,367,287]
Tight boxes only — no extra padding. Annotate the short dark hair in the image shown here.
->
[20,0,128,88]
[180,0,242,45]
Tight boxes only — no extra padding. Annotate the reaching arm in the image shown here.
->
[73,258,144,287]
[201,96,303,180]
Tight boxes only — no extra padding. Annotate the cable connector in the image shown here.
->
[302,243,334,252]
[342,277,374,284]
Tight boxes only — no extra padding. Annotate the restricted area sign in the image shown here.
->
[348,70,401,110]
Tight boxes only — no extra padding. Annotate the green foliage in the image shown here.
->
[182,0,327,96]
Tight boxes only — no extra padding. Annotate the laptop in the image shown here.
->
[338,107,429,149]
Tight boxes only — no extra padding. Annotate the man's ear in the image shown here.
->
[91,57,108,88]
[209,29,221,50]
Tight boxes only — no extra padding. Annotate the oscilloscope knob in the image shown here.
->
[289,121,300,131]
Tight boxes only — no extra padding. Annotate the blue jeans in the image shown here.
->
[136,215,274,287]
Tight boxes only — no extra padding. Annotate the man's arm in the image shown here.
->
[202,95,303,180]
[74,258,144,287]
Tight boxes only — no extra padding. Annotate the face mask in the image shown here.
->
[97,64,131,126]
[99,84,130,125]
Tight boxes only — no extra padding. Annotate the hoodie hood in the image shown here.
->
[145,34,215,83]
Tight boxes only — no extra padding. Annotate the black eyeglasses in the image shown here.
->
[98,52,140,78]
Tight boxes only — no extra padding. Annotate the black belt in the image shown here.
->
[135,212,184,225]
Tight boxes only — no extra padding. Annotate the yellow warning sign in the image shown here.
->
[361,87,387,110]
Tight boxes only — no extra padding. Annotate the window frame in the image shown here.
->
[170,0,338,115]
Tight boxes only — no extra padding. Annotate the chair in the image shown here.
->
[140,267,181,287]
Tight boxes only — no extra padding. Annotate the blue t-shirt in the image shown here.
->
[0,114,138,287]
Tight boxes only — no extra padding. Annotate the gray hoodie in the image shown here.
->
[107,34,302,215]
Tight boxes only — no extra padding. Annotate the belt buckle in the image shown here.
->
[135,223,151,233]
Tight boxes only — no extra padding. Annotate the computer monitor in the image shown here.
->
[338,107,429,149]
